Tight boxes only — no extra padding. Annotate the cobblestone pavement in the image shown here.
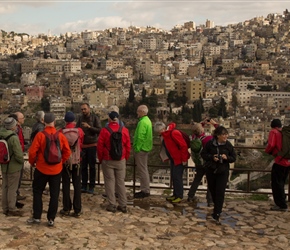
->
[1,184,290,250]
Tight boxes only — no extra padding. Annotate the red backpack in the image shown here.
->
[42,131,62,165]
[0,134,15,164]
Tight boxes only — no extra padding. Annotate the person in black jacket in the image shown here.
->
[76,103,102,194]
[201,126,236,224]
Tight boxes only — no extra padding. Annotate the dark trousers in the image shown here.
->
[81,146,97,189]
[62,164,82,213]
[271,163,289,209]
[188,165,212,203]
[206,168,229,215]
[170,163,185,199]
[32,168,61,221]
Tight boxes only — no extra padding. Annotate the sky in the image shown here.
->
[0,0,289,36]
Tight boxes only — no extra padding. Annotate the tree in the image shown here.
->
[218,97,228,118]
[128,83,135,103]
[41,97,50,111]
[141,87,146,100]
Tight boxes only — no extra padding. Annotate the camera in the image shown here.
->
[218,154,223,163]
[207,119,210,122]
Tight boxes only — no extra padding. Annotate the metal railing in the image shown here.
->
[19,146,290,201]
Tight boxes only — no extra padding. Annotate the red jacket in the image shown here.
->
[161,123,190,166]
[17,125,25,152]
[97,122,131,163]
[265,128,290,167]
[28,126,71,175]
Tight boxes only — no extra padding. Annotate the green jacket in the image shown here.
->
[133,116,153,152]
[0,128,24,174]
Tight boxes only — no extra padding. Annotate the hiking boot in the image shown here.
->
[8,210,23,216]
[187,196,198,202]
[59,209,70,216]
[106,204,116,213]
[27,218,41,224]
[133,191,150,199]
[17,195,26,201]
[87,188,94,194]
[211,213,221,224]
[47,219,54,227]
[166,196,176,201]
[72,211,82,217]
[117,206,127,213]
[16,201,24,209]
[270,205,288,212]
[171,197,183,203]
[3,210,8,216]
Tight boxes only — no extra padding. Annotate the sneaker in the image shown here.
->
[27,218,41,224]
[117,206,127,213]
[171,197,183,203]
[87,188,94,194]
[47,220,54,227]
[81,188,87,193]
[59,209,70,216]
[106,204,116,213]
[133,191,150,199]
[166,196,176,201]
[3,210,8,216]
[17,195,26,201]
[270,205,288,212]
[187,196,198,202]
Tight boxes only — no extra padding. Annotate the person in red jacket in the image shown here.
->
[265,118,290,211]
[27,113,71,226]
[59,111,84,217]
[154,121,190,203]
[97,111,131,213]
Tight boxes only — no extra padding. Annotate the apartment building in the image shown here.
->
[25,85,45,102]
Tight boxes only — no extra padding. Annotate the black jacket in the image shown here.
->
[201,138,236,174]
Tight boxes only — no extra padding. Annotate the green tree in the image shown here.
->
[218,97,228,118]
[128,83,135,103]
[41,97,50,111]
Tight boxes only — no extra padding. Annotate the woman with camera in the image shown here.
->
[201,126,236,224]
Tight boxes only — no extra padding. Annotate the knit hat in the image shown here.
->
[108,105,119,113]
[64,111,75,122]
[44,113,55,124]
[108,111,119,120]
[270,119,282,128]
[3,117,17,129]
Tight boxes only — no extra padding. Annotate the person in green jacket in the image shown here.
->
[0,117,24,216]
[133,105,153,198]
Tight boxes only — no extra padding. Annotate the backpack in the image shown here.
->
[190,135,205,166]
[106,126,123,160]
[42,131,62,165]
[278,125,290,159]
[170,129,191,149]
[0,134,15,164]
[62,128,80,168]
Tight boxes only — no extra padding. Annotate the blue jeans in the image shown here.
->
[81,146,97,190]
[32,168,61,221]
[170,162,185,199]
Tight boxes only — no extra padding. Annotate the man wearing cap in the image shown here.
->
[133,105,153,199]
[27,113,71,226]
[76,103,102,194]
[97,111,131,213]
[59,111,84,217]
[265,118,290,211]
[0,117,24,216]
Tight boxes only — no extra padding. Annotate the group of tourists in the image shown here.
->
[0,103,288,226]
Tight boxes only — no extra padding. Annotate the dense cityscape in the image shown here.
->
[1,9,290,146]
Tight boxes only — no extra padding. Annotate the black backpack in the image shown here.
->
[106,126,123,160]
